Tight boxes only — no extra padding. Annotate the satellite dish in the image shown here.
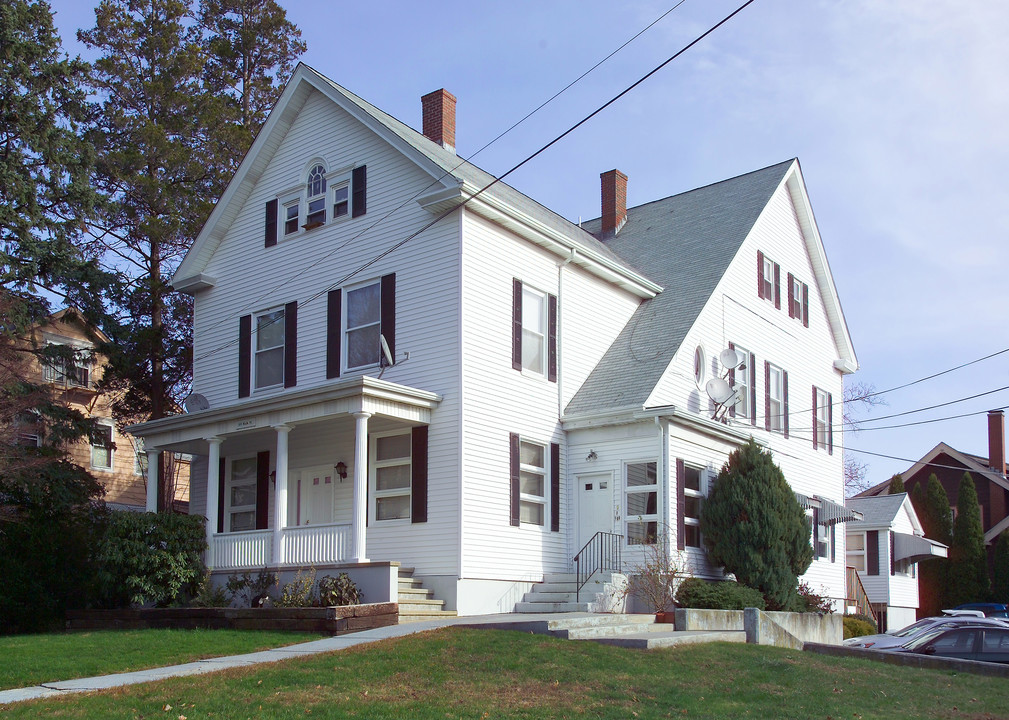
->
[719,348,745,370]
[183,393,210,413]
[705,378,734,405]
[379,334,395,368]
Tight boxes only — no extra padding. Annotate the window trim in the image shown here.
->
[682,464,706,549]
[730,343,751,419]
[304,163,327,229]
[90,420,115,472]
[767,363,784,433]
[225,455,259,533]
[846,530,866,571]
[758,251,780,308]
[253,306,286,391]
[520,284,549,377]
[518,438,548,527]
[327,168,352,221]
[693,345,706,388]
[343,279,382,372]
[280,189,301,237]
[625,459,659,546]
[369,429,413,523]
[814,387,829,450]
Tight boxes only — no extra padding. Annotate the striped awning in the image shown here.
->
[894,532,948,563]
[795,493,821,510]
[814,496,862,525]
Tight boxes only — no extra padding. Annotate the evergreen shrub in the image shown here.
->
[675,578,765,610]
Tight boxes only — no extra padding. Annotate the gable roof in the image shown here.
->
[173,64,659,298]
[567,159,853,416]
[859,441,1009,498]
[846,493,916,529]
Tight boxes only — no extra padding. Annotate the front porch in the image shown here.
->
[210,523,352,570]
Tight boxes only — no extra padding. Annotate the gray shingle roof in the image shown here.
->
[565,160,794,416]
[846,494,907,527]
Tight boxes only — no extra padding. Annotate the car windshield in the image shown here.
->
[890,618,937,637]
[903,627,948,650]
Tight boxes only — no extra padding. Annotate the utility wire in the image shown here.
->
[845,445,1005,477]
[194,0,754,366]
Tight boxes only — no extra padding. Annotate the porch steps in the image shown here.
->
[514,572,621,613]
[397,567,456,624]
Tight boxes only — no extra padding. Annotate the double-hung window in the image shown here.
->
[305,164,327,228]
[758,251,780,308]
[812,509,832,560]
[91,421,114,471]
[814,387,830,450]
[767,363,783,432]
[227,457,258,532]
[518,440,547,526]
[731,344,751,419]
[788,273,809,326]
[846,531,865,570]
[332,180,350,219]
[372,431,412,521]
[522,286,547,375]
[283,200,299,236]
[683,465,705,548]
[255,308,285,389]
[345,281,381,369]
[626,461,658,545]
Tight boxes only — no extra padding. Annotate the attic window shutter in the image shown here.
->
[265,199,278,248]
[352,165,367,217]
[676,459,686,551]
[547,294,557,383]
[773,263,781,309]
[509,433,520,526]
[217,457,226,533]
[787,272,795,318]
[749,353,756,427]
[238,315,252,398]
[812,386,818,450]
[381,273,396,361]
[827,393,834,455]
[764,361,771,432]
[757,251,765,299]
[727,342,736,418]
[802,283,809,328]
[256,451,270,530]
[511,279,523,371]
[866,530,879,575]
[411,426,428,524]
[326,289,342,378]
[782,370,789,438]
[284,301,297,388]
[550,442,560,532]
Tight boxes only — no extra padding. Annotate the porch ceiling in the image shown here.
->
[126,376,441,454]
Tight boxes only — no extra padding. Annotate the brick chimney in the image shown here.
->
[989,409,1005,473]
[600,169,628,237]
[421,89,456,153]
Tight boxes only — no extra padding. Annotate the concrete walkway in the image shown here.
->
[0,612,722,705]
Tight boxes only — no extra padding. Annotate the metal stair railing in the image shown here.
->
[573,531,623,602]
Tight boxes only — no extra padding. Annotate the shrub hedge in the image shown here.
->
[675,578,766,610]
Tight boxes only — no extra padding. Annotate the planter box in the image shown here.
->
[66,603,398,635]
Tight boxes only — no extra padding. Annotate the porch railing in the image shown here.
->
[573,531,623,602]
[845,565,877,625]
[283,523,352,565]
[208,524,353,571]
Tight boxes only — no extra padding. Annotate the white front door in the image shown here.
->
[577,472,614,553]
[291,465,336,526]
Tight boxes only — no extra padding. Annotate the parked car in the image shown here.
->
[843,615,1009,650]
[890,624,1009,664]
[954,603,1009,618]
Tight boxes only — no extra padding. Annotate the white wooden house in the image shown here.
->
[845,493,948,630]
[129,64,860,614]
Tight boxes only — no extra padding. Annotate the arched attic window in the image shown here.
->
[305,163,327,228]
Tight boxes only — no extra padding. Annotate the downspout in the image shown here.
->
[557,249,576,418]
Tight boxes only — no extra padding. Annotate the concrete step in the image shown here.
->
[592,629,746,649]
[515,601,593,613]
[398,610,458,623]
[399,587,434,600]
[399,598,447,612]
[542,572,615,584]
[522,591,581,603]
[562,622,677,640]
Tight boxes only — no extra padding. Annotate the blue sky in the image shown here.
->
[47,0,1009,487]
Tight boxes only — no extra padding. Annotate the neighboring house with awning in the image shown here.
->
[845,493,947,631]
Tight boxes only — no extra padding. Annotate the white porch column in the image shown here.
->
[145,447,160,513]
[351,411,372,563]
[205,437,223,564]
[273,424,292,566]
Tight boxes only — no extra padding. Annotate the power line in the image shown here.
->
[845,445,1004,478]
[193,0,755,366]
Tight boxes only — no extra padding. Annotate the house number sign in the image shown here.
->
[235,418,257,430]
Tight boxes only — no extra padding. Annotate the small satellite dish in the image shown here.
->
[719,348,745,370]
[183,393,210,413]
[705,378,734,405]
[379,334,395,368]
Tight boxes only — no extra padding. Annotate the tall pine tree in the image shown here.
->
[993,531,1009,605]
[947,472,990,606]
[886,474,906,494]
[917,473,953,616]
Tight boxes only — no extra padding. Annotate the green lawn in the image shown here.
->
[4,627,1008,719]
[0,628,323,691]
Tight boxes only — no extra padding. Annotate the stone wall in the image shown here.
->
[674,607,842,647]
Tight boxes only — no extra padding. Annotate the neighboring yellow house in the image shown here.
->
[31,309,190,511]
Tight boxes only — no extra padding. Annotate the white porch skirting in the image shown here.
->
[208,524,353,571]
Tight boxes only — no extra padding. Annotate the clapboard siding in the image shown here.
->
[457,211,640,581]
[189,88,462,576]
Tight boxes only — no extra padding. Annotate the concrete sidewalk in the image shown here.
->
[0,612,595,705]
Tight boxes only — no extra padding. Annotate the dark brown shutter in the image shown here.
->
[284,301,297,388]
[749,353,756,427]
[411,426,428,524]
[727,342,736,418]
[351,165,367,217]
[326,289,342,379]
[802,283,809,328]
[773,263,781,309]
[830,524,836,563]
[217,457,226,533]
[547,293,557,383]
[256,450,270,530]
[238,315,252,398]
[827,393,834,455]
[782,370,789,438]
[509,433,520,526]
[381,273,396,360]
[265,199,278,248]
[812,386,819,449]
[764,361,771,431]
[890,532,896,576]
[550,442,560,532]
[676,459,686,551]
[812,508,820,557]
[866,530,879,575]
[511,279,522,371]
[757,250,765,298]
[787,272,795,318]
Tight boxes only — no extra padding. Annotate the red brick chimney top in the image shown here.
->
[600,169,628,237]
[421,89,456,153]
[989,409,1005,473]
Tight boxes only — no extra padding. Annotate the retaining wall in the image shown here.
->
[674,608,842,648]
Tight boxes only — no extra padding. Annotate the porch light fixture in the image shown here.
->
[335,461,348,481]
[586,450,598,462]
